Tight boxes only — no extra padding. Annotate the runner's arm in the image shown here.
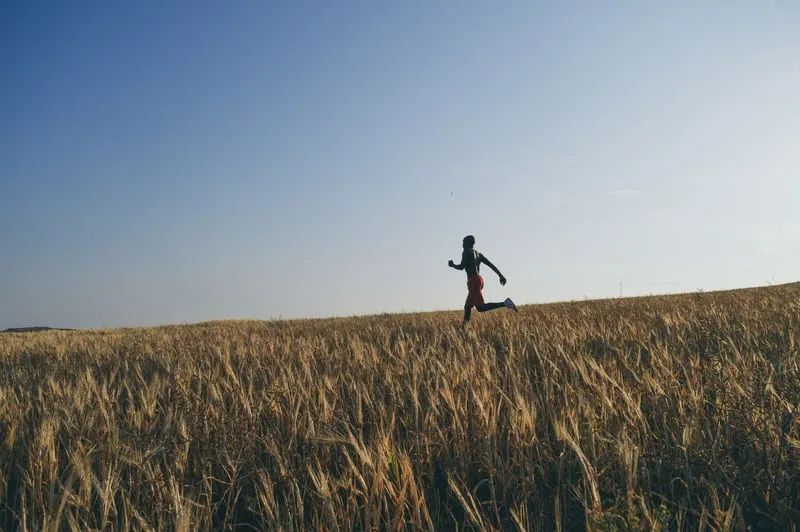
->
[449,249,471,270]
[448,259,465,270]
[480,255,507,285]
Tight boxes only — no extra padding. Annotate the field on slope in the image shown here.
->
[2,285,800,530]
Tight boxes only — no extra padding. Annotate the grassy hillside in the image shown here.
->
[1,284,800,530]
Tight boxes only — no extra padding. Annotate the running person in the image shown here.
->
[448,235,517,326]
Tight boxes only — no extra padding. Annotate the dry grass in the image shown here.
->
[1,284,800,530]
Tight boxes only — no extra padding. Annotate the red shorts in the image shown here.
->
[466,274,485,308]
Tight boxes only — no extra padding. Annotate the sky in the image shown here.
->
[2,2,800,329]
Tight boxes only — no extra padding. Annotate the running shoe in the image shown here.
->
[504,297,518,312]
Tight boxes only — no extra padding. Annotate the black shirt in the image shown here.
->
[462,248,483,276]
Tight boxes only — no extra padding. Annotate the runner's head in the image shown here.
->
[462,235,475,249]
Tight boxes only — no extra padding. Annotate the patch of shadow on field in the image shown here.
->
[586,337,652,363]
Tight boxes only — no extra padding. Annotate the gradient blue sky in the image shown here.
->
[2,2,799,329]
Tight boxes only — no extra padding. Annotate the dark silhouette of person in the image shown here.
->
[448,235,518,326]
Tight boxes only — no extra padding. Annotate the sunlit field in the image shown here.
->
[1,284,799,530]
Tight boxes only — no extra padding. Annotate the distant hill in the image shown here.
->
[1,326,74,333]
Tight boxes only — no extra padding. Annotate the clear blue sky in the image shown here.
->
[2,2,799,329]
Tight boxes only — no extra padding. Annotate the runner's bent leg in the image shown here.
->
[476,302,505,312]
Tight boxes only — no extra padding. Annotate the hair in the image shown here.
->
[462,235,475,248]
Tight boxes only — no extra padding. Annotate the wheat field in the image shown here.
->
[1,284,799,530]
